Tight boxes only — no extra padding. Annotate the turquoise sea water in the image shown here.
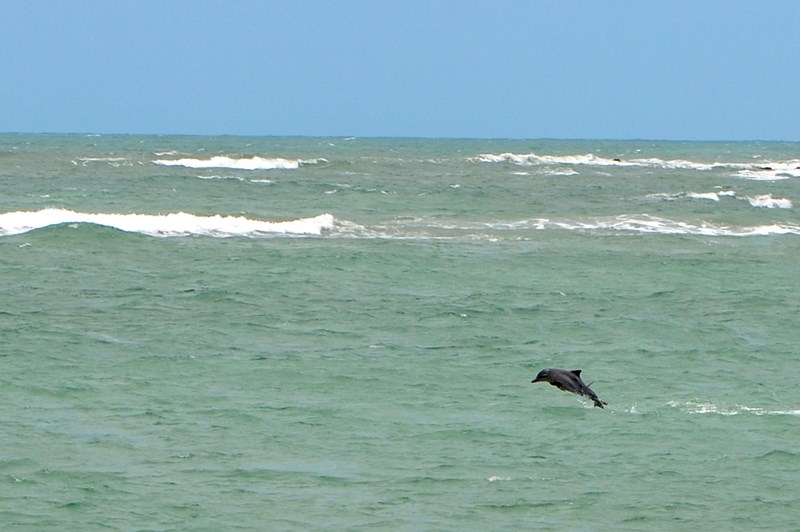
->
[1,134,799,530]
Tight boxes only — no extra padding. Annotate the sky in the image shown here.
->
[2,1,799,140]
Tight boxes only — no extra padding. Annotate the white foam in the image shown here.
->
[734,160,800,180]
[647,190,794,210]
[746,194,793,209]
[0,209,334,237]
[196,175,273,184]
[687,192,720,202]
[153,156,323,171]
[72,157,131,167]
[500,215,800,237]
[473,153,800,176]
[472,152,730,170]
[540,168,579,176]
[474,152,628,167]
[668,401,800,416]
[486,476,512,482]
[649,191,734,202]
[332,215,800,241]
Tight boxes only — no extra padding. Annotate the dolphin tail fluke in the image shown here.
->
[593,398,607,409]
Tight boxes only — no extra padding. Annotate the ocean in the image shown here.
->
[1,134,799,530]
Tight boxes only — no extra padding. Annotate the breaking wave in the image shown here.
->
[472,152,731,170]
[490,216,800,237]
[648,190,791,208]
[328,215,800,240]
[5,210,796,241]
[0,209,334,237]
[746,194,793,209]
[153,156,324,170]
[473,152,800,179]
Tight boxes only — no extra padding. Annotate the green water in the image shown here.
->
[1,135,799,530]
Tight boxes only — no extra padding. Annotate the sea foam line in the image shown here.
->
[649,191,791,208]
[539,216,799,236]
[473,152,800,177]
[0,209,334,237]
[153,155,324,170]
[331,216,800,240]
[668,401,800,416]
[472,152,732,170]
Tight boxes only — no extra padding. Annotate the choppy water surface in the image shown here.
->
[1,135,799,529]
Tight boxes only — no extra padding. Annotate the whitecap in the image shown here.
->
[0,209,334,237]
[154,155,323,171]
[197,174,247,182]
[72,157,131,167]
[746,194,793,209]
[347,215,800,240]
[734,160,800,181]
[687,192,720,202]
[472,152,731,170]
[540,168,579,176]
[650,191,736,202]
[668,401,800,416]
[473,152,626,167]
[472,153,800,176]
[497,215,800,237]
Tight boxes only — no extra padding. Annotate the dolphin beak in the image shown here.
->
[531,377,541,383]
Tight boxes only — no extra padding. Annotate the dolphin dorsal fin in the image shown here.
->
[570,370,582,377]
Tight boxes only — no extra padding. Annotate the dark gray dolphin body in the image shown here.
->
[531,368,607,408]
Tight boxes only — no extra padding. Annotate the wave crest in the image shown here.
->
[473,152,800,178]
[153,156,324,170]
[472,152,726,170]
[0,209,334,237]
[746,194,793,209]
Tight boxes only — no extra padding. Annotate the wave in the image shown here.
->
[686,192,722,202]
[153,155,325,171]
[5,210,795,241]
[734,161,800,181]
[72,157,132,167]
[196,175,273,184]
[473,152,800,179]
[330,215,800,240]
[472,152,731,170]
[668,401,800,416]
[0,209,334,238]
[649,190,791,209]
[746,194,793,209]
[512,215,800,237]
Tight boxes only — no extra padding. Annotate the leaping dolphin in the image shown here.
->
[531,368,607,408]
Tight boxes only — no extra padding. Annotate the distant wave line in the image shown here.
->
[668,401,800,416]
[473,152,800,179]
[331,215,800,239]
[649,191,792,209]
[153,155,326,171]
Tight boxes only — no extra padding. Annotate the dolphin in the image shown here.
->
[531,368,607,408]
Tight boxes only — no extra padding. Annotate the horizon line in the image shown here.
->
[1,131,799,144]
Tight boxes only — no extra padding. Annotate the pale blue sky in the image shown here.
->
[2,1,799,140]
